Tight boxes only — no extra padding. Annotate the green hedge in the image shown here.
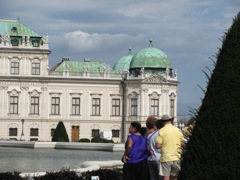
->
[91,137,114,143]
[79,138,90,142]
[0,169,123,180]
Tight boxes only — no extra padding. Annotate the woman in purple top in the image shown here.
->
[122,121,150,180]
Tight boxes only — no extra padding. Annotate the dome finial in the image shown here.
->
[149,39,153,47]
[128,47,132,55]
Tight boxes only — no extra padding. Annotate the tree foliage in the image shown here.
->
[179,12,240,179]
[52,121,69,142]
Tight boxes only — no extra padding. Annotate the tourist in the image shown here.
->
[140,126,148,136]
[156,114,185,180]
[146,116,163,180]
[122,121,150,180]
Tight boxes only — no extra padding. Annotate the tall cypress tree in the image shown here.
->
[179,12,240,179]
[52,121,69,142]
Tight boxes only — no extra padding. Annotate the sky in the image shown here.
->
[1,0,239,120]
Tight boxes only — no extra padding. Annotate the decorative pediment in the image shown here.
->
[91,124,101,129]
[143,74,167,83]
[29,89,41,96]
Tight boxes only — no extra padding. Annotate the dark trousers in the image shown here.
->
[123,159,150,180]
[147,160,163,180]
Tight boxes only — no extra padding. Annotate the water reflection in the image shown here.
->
[0,147,122,173]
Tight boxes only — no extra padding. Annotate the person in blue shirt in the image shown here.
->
[122,121,150,180]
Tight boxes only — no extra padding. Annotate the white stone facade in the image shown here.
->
[0,18,178,143]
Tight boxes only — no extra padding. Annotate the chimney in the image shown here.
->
[62,57,70,62]
[84,58,90,62]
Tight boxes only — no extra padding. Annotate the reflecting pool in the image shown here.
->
[0,147,123,173]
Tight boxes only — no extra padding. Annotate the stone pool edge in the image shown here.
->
[0,141,125,178]
[0,140,125,152]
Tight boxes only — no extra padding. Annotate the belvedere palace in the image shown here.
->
[0,18,178,143]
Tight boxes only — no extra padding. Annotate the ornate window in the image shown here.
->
[90,93,102,116]
[10,96,18,114]
[151,99,159,116]
[29,90,41,115]
[169,93,176,118]
[30,128,39,141]
[112,129,120,137]
[30,128,38,136]
[149,92,161,116]
[32,63,40,75]
[11,39,19,46]
[131,98,137,116]
[92,97,101,116]
[112,99,120,116]
[50,93,61,115]
[8,89,20,114]
[92,129,100,138]
[128,92,139,116]
[30,123,39,141]
[10,62,19,74]
[32,40,40,47]
[31,97,39,114]
[72,97,80,115]
[9,128,17,136]
[51,97,60,115]
[70,93,82,116]
[51,128,55,137]
[50,123,57,137]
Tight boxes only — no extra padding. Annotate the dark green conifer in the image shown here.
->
[52,121,69,142]
[179,12,240,179]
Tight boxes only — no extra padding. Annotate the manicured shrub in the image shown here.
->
[0,172,22,180]
[179,12,240,179]
[79,138,90,142]
[0,169,123,180]
[91,137,114,143]
[81,168,123,180]
[91,137,103,143]
[33,170,81,180]
[52,121,69,142]
[102,139,114,143]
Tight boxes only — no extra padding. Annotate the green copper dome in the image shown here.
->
[130,40,171,69]
[113,48,133,72]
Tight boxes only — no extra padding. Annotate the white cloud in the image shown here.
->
[64,30,146,53]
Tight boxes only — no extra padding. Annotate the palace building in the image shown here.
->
[0,18,178,142]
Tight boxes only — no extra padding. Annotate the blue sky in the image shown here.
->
[1,0,239,119]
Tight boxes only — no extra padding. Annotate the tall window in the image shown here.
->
[112,129,120,137]
[30,128,38,136]
[170,99,174,117]
[72,97,80,115]
[131,98,137,116]
[32,40,40,47]
[10,96,18,114]
[11,39,19,46]
[11,62,19,74]
[151,99,159,116]
[112,99,120,116]
[31,97,39,114]
[32,63,40,75]
[92,129,100,137]
[51,128,55,136]
[51,97,60,115]
[92,98,100,116]
[9,128,17,136]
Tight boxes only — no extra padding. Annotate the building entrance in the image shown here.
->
[71,126,79,142]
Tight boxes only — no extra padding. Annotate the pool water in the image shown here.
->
[0,147,123,173]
